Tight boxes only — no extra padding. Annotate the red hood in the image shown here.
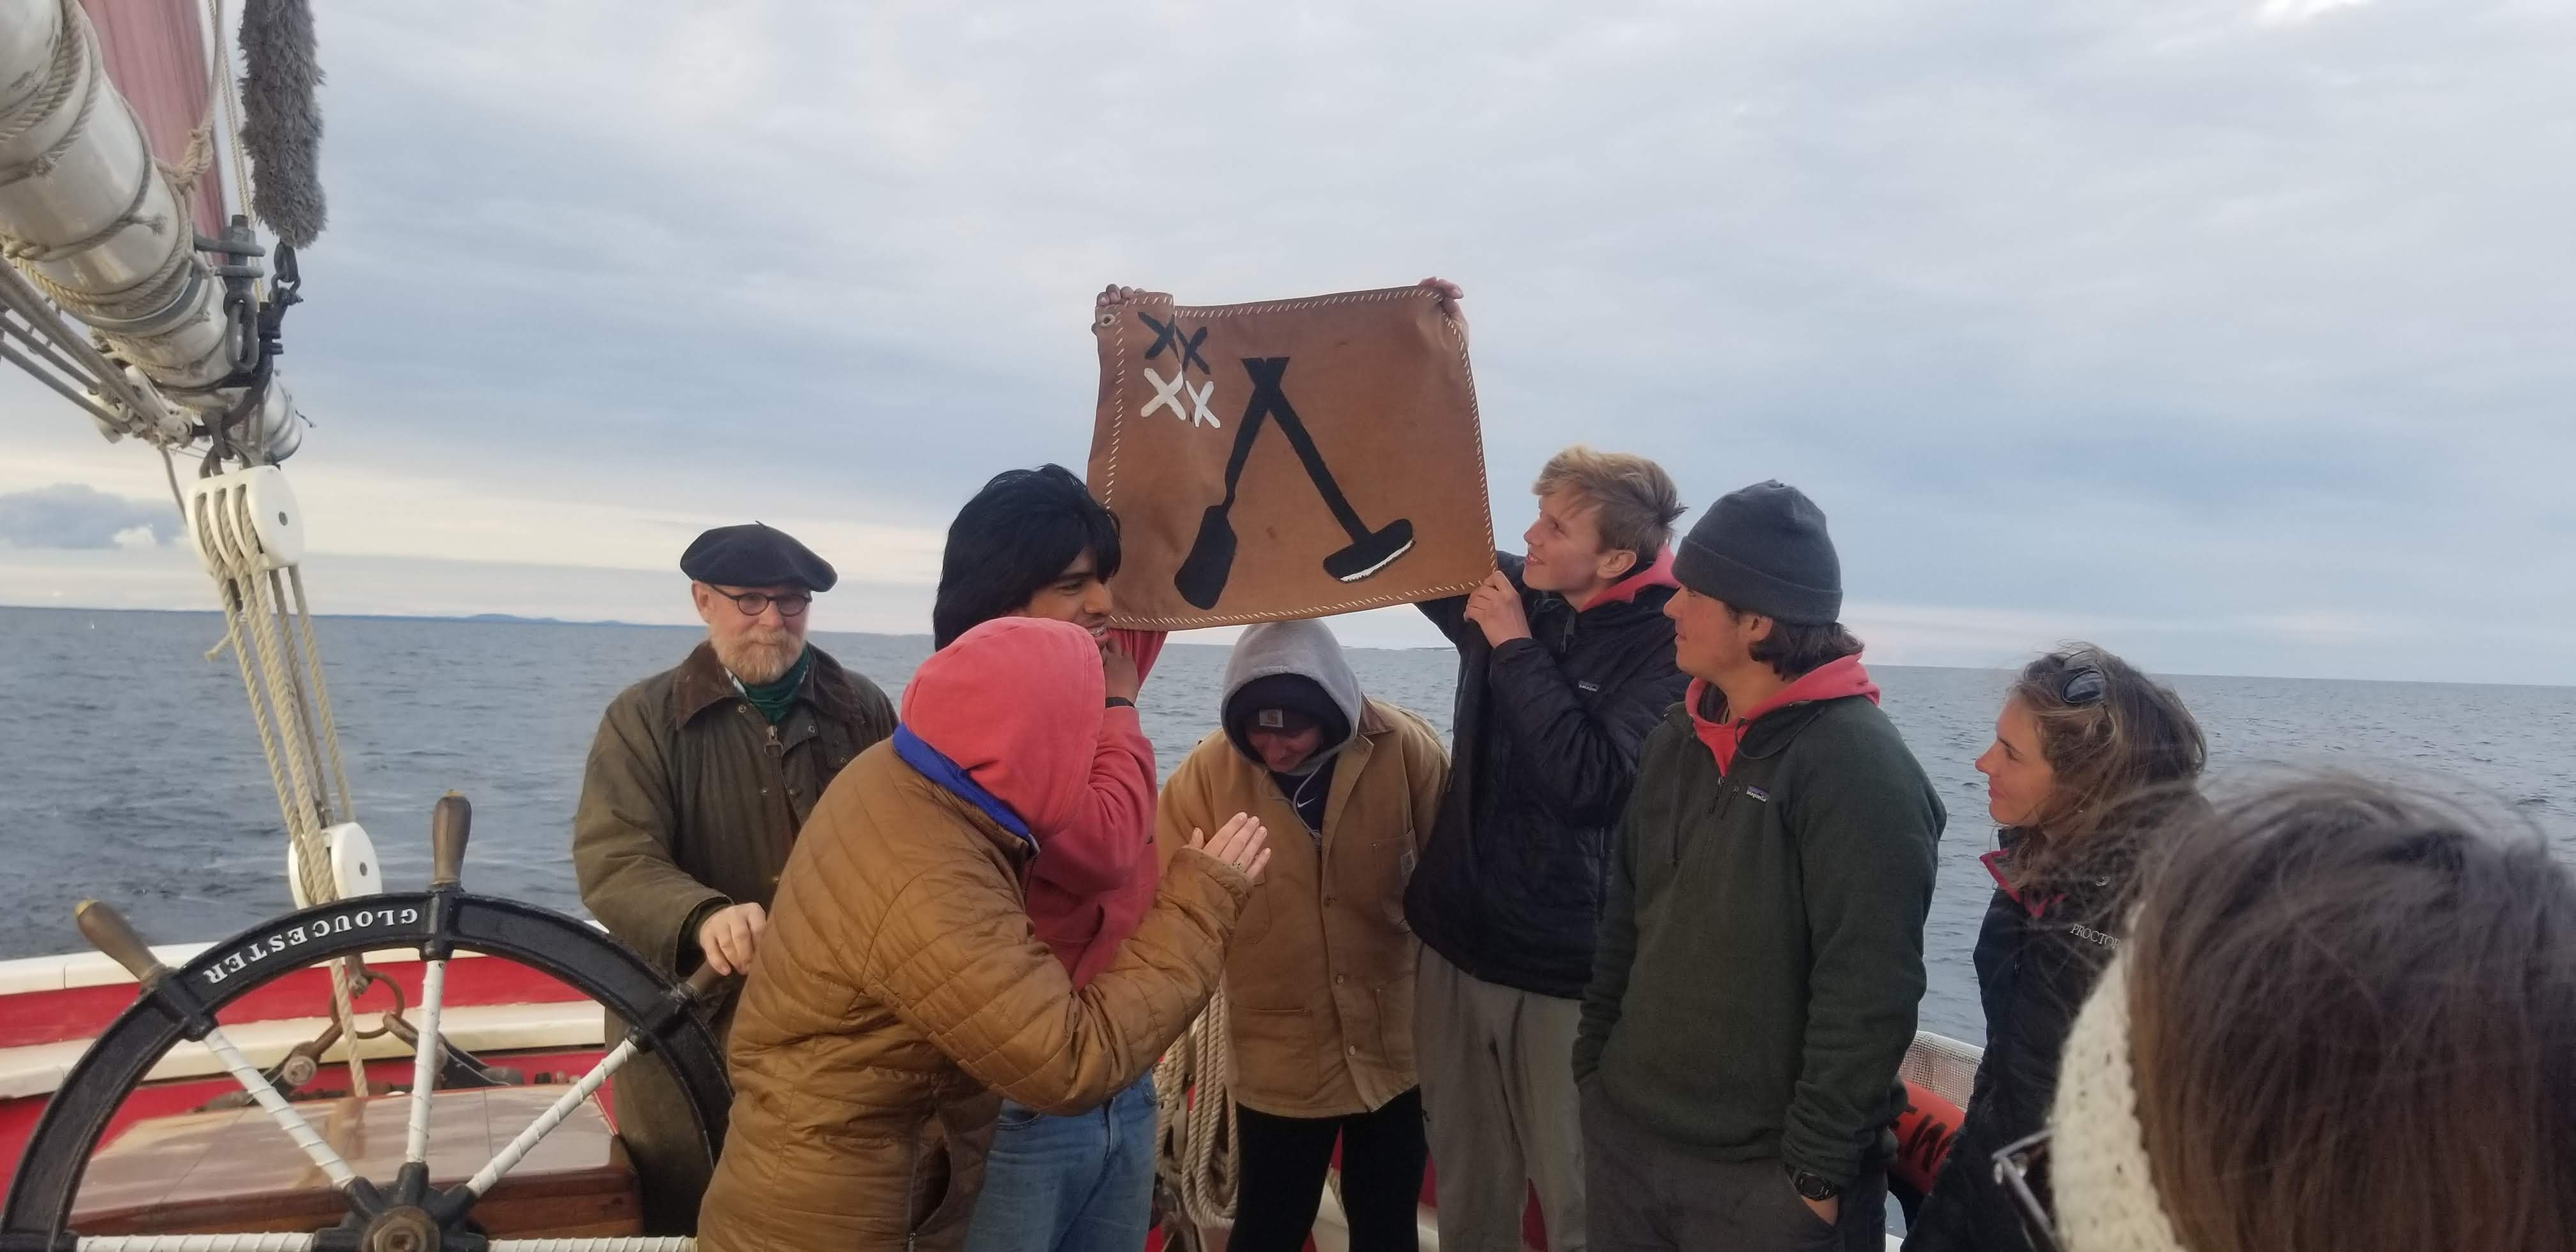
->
[1687,653,1880,774]
[1581,547,1679,610]
[900,617,1104,837]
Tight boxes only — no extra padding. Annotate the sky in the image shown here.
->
[4,0,2572,683]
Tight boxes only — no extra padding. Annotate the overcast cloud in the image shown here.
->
[0,484,180,550]
[3,0,2570,682]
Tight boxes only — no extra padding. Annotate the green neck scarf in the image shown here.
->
[735,647,813,724]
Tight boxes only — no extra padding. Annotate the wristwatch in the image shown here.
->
[1788,1167,1840,1202]
[1105,696,1135,709]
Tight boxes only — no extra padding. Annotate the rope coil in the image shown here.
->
[1154,986,1240,1233]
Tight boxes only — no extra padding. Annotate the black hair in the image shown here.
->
[931,465,1124,648]
[1731,612,1866,681]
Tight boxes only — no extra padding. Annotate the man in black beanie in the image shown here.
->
[1574,482,1944,1252]
[572,522,894,1232]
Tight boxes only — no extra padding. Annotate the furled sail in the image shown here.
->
[0,0,304,462]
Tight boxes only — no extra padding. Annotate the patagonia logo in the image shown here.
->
[1745,786,1772,802]
[2067,924,2119,949]
[1577,680,1601,693]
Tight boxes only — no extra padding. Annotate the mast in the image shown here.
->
[0,0,302,462]
[3,0,374,1094]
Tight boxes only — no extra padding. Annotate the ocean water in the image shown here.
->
[4,606,2572,1043]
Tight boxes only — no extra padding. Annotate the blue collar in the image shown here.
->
[891,725,1034,851]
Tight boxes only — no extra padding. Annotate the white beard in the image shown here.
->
[714,629,801,684]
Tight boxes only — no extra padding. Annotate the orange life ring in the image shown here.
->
[1889,1080,1965,1202]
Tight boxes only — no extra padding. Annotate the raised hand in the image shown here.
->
[1188,811,1272,887]
[696,901,768,976]
[1100,635,1143,704]
[1418,277,1468,340]
[1096,283,1167,312]
[1462,569,1531,646]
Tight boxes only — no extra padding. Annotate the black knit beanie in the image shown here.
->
[1672,480,1843,624]
[1224,673,1350,763]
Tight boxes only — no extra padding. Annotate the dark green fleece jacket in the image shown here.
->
[1575,678,1943,1186]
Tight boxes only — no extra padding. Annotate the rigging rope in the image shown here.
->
[1153,987,1240,1237]
[199,485,368,1097]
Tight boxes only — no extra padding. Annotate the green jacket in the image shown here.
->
[574,641,895,975]
[1575,686,1942,1187]
[571,639,894,1233]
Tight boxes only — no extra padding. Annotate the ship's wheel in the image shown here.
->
[0,795,731,1252]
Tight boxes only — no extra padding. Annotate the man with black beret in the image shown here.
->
[572,521,895,1233]
[1575,482,1945,1251]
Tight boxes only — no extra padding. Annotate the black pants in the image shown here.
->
[1584,1079,1888,1251]
[1232,1088,1428,1252]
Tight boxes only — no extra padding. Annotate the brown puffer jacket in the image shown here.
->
[698,618,1252,1252]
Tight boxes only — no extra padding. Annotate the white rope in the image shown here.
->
[78,1236,316,1252]
[200,1024,357,1188]
[463,1039,642,1197]
[489,1242,696,1252]
[153,0,229,226]
[201,487,367,1096]
[288,565,355,819]
[404,958,447,1164]
[72,1239,700,1252]
[1153,986,1240,1231]
[211,0,255,239]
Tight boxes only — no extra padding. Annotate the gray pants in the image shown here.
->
[1415,947,1587,1252]
[1582,1081,1887,1252]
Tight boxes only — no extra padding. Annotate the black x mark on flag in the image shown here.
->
[1138,312,1212,374]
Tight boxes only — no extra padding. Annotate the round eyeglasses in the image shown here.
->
[710,588,811,618]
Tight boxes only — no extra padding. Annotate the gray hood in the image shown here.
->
[1221,618,1365,775]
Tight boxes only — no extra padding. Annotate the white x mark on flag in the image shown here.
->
[1141,367,1188,424]
[1186,378,1220,428]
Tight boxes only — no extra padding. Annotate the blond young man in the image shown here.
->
[1404,445,1690,1252]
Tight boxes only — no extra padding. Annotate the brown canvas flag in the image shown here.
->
[1087,286,1495,629]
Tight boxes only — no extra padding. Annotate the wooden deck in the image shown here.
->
[69,1086,640,1237]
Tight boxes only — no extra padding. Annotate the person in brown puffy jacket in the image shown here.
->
[696,617,1271,1252]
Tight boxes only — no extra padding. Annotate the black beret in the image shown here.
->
[680,523,837,592]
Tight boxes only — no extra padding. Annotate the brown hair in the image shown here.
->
[2119,776,2576,1252]
[1531,446,1686,570]
[2004,644,2205,888]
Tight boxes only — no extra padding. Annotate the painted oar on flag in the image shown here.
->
[1176,356,1415,610]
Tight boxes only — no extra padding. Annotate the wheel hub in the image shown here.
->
[363,1205,440,1252]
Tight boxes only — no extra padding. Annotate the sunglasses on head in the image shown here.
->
[2061,664,2106,705]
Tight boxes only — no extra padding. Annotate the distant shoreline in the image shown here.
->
[12,603,2572,688]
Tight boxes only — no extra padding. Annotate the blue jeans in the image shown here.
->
[963,1073,1158,1252]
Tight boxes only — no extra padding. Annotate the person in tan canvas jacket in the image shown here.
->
[697,616,1272,1252]
[1156,618,1449,1252]
[571,523,895,1234]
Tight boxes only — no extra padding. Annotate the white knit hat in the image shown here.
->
[2048,952,2191,1252]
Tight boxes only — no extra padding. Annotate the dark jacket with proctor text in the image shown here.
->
[1405,551,1689,999]
[1905,839,2126,1252]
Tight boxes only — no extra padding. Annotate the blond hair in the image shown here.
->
[1531,446,1686,565]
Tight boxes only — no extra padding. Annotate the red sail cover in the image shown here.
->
[82,0,227,242]
[1087,286,1495,629]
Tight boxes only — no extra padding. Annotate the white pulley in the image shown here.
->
[288,821,380,908]
[188,464,305,575]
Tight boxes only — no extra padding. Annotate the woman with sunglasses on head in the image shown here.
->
[1904,645,2204,1252]
[2016,775,2576,1252]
